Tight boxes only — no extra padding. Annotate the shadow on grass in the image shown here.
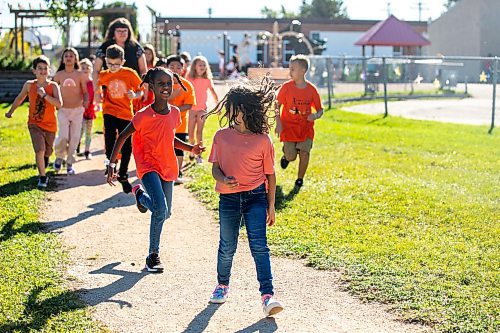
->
[181,303,221,333]
[275,185,300,211]
[0,163,35,172]
[0,285,86,332]
[78,262,148,307]
[0,175,40,198]
[235,318,278,333]
[0,216,40,242]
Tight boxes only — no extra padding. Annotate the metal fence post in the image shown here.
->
[383,57,388,117]
[489,57,497,134]
[326,57,332,109]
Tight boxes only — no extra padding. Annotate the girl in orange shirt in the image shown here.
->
[206,78,283,317]
[106,67,204,273]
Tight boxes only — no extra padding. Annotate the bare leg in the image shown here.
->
[297,150,310,180]
[35,151,46,177]
[196,113,206,145]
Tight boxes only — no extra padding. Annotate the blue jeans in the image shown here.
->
[139,171,174,254]
[217,183,274,295]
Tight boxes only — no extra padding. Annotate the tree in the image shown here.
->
[100,2,138,40]
[300,0,348,19]
[445,0,460,9]
[45,0,97,47]
[261,5,297,19]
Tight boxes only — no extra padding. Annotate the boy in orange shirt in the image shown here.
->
[276,54,324,188]
[166,55,196,184]
[5,55,63,188]
[96,44,143,193]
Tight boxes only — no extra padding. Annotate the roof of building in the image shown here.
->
[355,15,430,46]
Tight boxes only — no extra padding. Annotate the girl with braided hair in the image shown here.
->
[206,77,284,317]
[106,67,204,273]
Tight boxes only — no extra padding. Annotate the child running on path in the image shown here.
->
[206,78,284,317]
[186,55,218,163]
[166,55,196,183]
[106,67,204,272]
[5,55,62,187]
[275,55,324,188]
[78,58,96,159]
[53,48,89,174]
[96,45,143,193]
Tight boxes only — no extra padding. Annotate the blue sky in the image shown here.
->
[1,0,447,45]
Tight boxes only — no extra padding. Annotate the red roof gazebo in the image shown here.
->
[355,15,430,56]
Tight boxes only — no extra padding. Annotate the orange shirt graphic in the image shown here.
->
[169,76,195,133]
[99,67,142,121]
[208,128,275,194]
[277,80,323,142]
[132,105,181,181]
[28,81,57,133]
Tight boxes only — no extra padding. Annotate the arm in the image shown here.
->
[209,80,219,104]
[275,102,283,136]
[106,123,136,185]
[266,173,277,226]
[80,73,89,109]
[93,57,104,93]
[307,108,323,122]
[176,104,193,112]
[174,136,205,154]
[138,53,147,77]
[211,162,238,189]
[5,82,29,118]
[45,83,63,108]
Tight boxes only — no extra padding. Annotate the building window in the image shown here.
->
[283,40,295,64]
[393,46,402,56]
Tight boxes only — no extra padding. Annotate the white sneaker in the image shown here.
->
[262,294,283,317]
[195,156,203,164]
[67,165,76,175]
[175,177,184,185]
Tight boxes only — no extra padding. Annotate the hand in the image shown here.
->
[266,206,276,226]
[127,90,137,99]
[191,141,206,155]
[223,176,239,190]
[5,110,13,118]
[95,93,102,104]
[307,113,317,122]
[275,122,282,137]
[37,86,46,97]
[106,166,117,186]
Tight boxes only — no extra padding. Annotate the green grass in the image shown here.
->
[185,108,499,332]
[0,103,105,332]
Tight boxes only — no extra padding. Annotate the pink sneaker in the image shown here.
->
[262,294,283,316]
[209,284,229,304]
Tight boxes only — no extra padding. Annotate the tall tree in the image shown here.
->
[261,5,297,19]
[45,0,97,47]
[300,0,348,19]
[445,0,460,9]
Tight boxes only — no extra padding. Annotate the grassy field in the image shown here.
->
[185,107,499,332]
[0,104,104,332]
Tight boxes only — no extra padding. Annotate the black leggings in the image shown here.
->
[104,114,132,177]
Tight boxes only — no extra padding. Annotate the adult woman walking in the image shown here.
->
[93,17,147,88]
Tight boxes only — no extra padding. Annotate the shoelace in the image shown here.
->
[212,286,227,298]
[262,295,272,306]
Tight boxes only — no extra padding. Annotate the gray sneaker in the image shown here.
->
[37,176,49,188]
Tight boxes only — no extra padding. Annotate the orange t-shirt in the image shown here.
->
[208,127,275,194]
[99,67,142,121]
[132,105,181,181]
[169,76,195,133]
[28,80,57,133]
[276,80,323,142]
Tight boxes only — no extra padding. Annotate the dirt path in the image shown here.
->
[42,137,427,333]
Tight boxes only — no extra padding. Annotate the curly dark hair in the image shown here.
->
[140,67,187,91]
[207,77,277,134]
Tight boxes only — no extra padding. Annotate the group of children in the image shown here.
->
[5,44,323,317]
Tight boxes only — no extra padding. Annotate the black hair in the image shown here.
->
[32,55,50,69]
[207,77,277,134]
[106,44,125,60]
[166,54,184,67]
[140,67,187,91]
[57,47,81,72]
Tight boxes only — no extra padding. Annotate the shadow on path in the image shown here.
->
[235,317,278,333]
[78,262,148,308]
[181,303,221,333]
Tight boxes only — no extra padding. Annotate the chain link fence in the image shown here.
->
[306,56,499,133]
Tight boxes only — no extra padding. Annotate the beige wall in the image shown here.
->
[479,0,500,56]
[428,0,481,57]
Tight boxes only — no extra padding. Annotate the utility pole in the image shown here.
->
[418,1,422,21]
[387,1,391,16]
